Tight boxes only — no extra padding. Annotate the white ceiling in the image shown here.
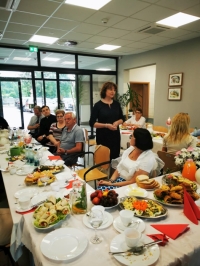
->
[1,0,200,57]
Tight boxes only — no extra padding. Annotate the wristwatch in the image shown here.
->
[42,135,45,138]
[110,179,115,183]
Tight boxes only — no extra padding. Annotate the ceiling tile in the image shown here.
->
[126,42,150,49]
[141,35,169,44]
[175,32,200,41]
[181,19,200,32]
[10,12,48,26]
[0,10,10,21]
[18,0,61,16]
[156,0,200,11]
[107,39,135,46]
[101,0,150,16]
[0,21,6,31]
[131,5,176,22]
[157,28,191,38]
[98,28,130,38]
[43,18,80,31]
[183,4,200,18]
[74,23,107,34]
[3,31,32,41]
[62,31,93,41]
[6,23,39,34]
[113,18,149,31]
[0,38,27,45]
[76,42,99,49]
[122,32,150,41]
[86,36,114,44]
[36,27,68,38]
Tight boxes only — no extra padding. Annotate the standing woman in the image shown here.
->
[89,82,124,160]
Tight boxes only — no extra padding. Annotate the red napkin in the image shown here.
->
[151,224,190,240]
[48,156,62,160]
[146,234,169,246]
[65,179,78,189]
[16,208,36,215]
[184,189,200,224]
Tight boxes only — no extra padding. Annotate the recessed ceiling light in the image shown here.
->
[29,35,58,44]
[65,0,111,10]
[62,61,75,64]
[13,57,31,61]
[43,57,60,62]
[96,68,111,71]
[156,12,200,28]
[95,44,121,51]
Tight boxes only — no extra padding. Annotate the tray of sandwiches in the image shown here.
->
[153,174,199,206]
[25,170,56,186]
[136,175,160,190]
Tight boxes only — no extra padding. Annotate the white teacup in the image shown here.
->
[18,195,31,210]
[9,166,17,175]
[91,205,105,218]
[50,182,60,192]
[56,175,67,187]
[120,210,133,226]
[124,228,142,248]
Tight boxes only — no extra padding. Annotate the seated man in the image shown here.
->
[0,116,9,129]
[27,105,44,138]
[35,105,57,145]
[56,112,84,166]
[123,108,146,128]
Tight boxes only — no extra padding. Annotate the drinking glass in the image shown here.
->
[88,209,103,244]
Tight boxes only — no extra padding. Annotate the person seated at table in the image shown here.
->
[0,116,9,129]
[0,208,13,246]
[98,128,157,190]
[162,112,196,153]
[35,105,57,145]
[45,109,66,153]
[123,108,146,128]
[55,112,85,166]
[27,105,44,138]
[191,128,200,137]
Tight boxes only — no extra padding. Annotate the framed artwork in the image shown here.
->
[168,88,182,101]
[169,73,183,86]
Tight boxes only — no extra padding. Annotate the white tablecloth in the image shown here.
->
[2,148,200,266]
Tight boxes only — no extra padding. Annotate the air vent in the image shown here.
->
[138,25,171,34]
[57,40,78,46]
[0,0,20,10]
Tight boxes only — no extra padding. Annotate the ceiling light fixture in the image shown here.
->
[62,61,75,64]
[96,68,111,71]
[13,57,31,61]
[95,44,121,51]
[156,12,200,28]
[43,57,60,62]
[65,0,111,10]
[29,35,58,44]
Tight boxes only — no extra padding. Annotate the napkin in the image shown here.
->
[151,224,190,240]
[16,208,36,215]
[65,179,78,189]
[48,155,62,160]
[146,233,169,246]
[183,189,200,224]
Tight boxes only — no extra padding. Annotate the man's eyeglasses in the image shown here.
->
[135,111,141,114]
[56,116,64,118]
[129,135,133,139]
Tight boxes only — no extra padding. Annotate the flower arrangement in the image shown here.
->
[174,147,200,169]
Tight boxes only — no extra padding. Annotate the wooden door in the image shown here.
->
[130,82,149,118]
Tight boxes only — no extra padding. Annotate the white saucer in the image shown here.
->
[14,187,39,199]
[83,211,113,230]
[110,234,160,266]
[15,204,33,213]
[124,186,148,198]
[113,216,145,233]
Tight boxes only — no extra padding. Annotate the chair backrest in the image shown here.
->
[157,150,180,173]
[153,126,168,133]
[94,145,110,170]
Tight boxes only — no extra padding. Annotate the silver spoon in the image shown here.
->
[127,220,140,227]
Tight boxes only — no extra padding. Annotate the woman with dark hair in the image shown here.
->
[89,82,124,160]
[98,128,157,190]
[123,107,146,128]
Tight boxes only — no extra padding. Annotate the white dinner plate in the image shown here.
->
[40,228,88,261]
[113,216,145,234]
[15,204,33,213]
[31,190,68,206]
[14,187,39,199]
[56,172,72,181]
[83,211,113,230]
[110,234,160,266]
[16,168,33,176]
[124,186,148,198]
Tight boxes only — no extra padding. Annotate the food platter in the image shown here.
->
[153,194,183,207]
[33,196,70,230]
[162,174,197,191]
[33,165,65,174]
[119,196,167,219]
[124,185,148,198]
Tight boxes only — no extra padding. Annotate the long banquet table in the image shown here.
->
[2,150,200,266]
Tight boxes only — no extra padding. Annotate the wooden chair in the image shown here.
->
[153,126,168,133]
[157,150,181,174]
[85,129,96,165]
[76,145,110,189]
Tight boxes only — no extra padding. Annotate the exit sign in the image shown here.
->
[29,46,38,52]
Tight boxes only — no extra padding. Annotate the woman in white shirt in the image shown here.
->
[123,108,146,128]
[98,128,156,190]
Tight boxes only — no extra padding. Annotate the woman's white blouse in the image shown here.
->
[117,146,156,180]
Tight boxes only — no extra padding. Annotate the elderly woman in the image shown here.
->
[98,128,157,190]
[123,108,146,128]
[162,112,196,153]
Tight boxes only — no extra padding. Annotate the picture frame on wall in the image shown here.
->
[168,88,182,101]
[169,73,183,86]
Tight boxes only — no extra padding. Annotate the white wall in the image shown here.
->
[118,37,200,128]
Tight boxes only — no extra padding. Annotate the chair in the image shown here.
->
[153,126,168,133]
[76,145,110,189]
[85,130,96,165]
[157,150,181,174]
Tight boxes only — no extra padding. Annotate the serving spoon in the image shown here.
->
[109,240,162,255]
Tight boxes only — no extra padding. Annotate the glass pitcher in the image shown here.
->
[71,180,87,214]
[182,159,196,181]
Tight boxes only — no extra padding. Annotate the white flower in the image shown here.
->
[181,148,187,152]
[175,158,183,165]
[192,151,199,158]
[181,152,187,158]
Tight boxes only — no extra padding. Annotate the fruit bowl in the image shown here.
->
[90,189,119,208]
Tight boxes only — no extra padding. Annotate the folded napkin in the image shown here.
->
[146,233,169,246]
[16,208,36,215]
[65,179,78,189]
[48,155,62,160]
[184,189,200,224]
[151,224,190,240]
